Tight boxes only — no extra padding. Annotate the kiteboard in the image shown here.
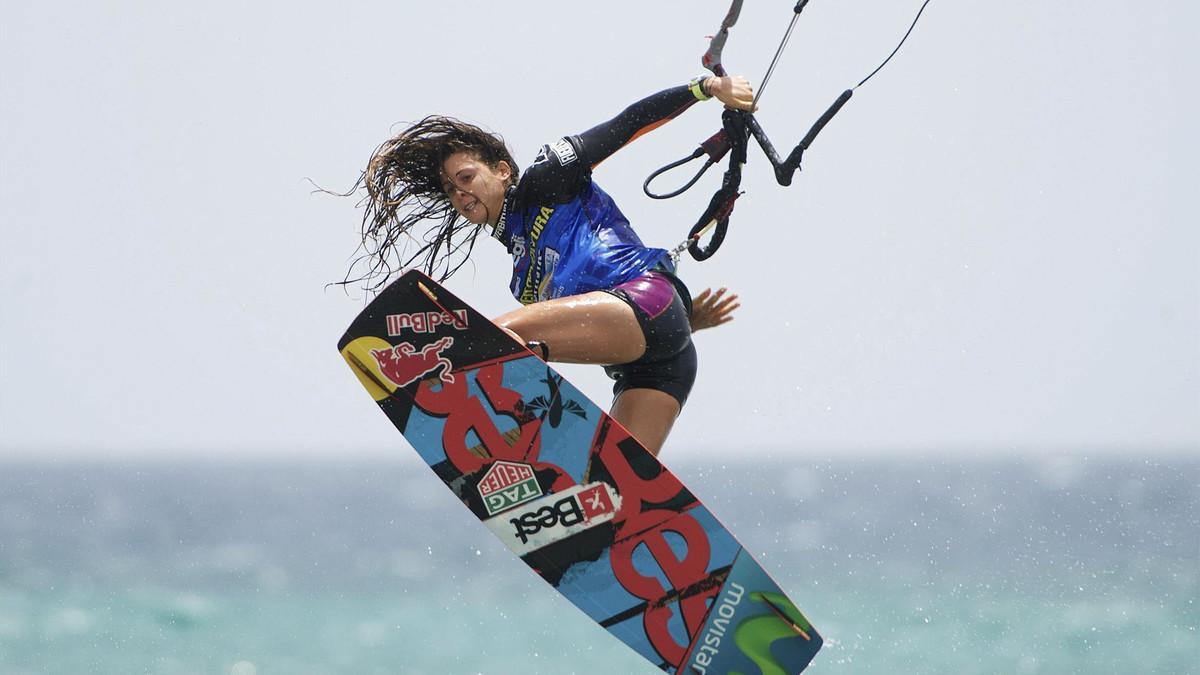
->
[337,269,822,673]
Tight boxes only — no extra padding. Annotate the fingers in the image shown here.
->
[693,288,738,310]
[688,286,741,334]
[714,294,740,313]
[709,288,737,310]
[716,76,757,112]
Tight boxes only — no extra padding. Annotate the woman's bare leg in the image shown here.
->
[494,291,646,365]
[495,292,682,455]
[609,388,682,457]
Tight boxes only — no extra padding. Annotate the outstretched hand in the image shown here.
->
[690,287,740,332]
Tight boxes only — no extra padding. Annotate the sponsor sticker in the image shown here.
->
[484,482,620,555]
[478,461,543,516]
[386,310,468,335]
[550,138,578,166]
[684,550,821,674]
[370,336,455,387]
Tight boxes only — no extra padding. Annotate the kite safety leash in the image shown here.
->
[651,0,935,262]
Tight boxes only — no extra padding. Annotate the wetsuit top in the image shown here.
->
[491,85,702,304]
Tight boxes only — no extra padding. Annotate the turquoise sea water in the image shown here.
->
[0,456,1196,674]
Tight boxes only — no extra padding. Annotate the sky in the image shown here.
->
[1,0,1196,458]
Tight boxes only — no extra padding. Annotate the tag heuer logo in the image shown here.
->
[478,461,543,516]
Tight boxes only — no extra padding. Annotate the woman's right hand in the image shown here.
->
[690,287,741,332]
[706,75,756,111]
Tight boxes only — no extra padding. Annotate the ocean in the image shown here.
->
[0,455,1196,674]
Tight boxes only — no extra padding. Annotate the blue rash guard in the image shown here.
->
[490,86,702,305]
[487,84,707,406]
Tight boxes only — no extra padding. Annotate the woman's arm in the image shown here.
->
[575,76,755,168]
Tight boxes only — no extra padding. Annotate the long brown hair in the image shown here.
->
[340,116,519,292]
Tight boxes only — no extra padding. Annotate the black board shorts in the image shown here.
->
[602,270,697,407]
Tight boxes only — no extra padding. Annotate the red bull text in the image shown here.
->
[386,310,469,335]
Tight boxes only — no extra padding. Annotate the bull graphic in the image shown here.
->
[370,336,455,387]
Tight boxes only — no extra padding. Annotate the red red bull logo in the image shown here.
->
[370,336,456,388]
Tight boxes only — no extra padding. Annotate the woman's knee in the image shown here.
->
[494,306,532,341]
[494,304,542,339]
[497,323,524,344]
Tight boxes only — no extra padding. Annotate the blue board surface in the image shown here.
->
[337,270,822,673]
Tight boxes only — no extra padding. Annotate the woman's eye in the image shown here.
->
[444,173,473,196]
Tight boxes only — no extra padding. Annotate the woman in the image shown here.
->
[348,75,751,456]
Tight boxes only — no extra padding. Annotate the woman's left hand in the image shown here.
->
[690,287,740,332]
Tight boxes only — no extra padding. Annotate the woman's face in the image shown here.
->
[442,152,512,227]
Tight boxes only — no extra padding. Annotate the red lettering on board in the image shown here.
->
[412,360,571,492]
[610,509,715,665]
[414,363,719,667]
[592,420,717,667]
